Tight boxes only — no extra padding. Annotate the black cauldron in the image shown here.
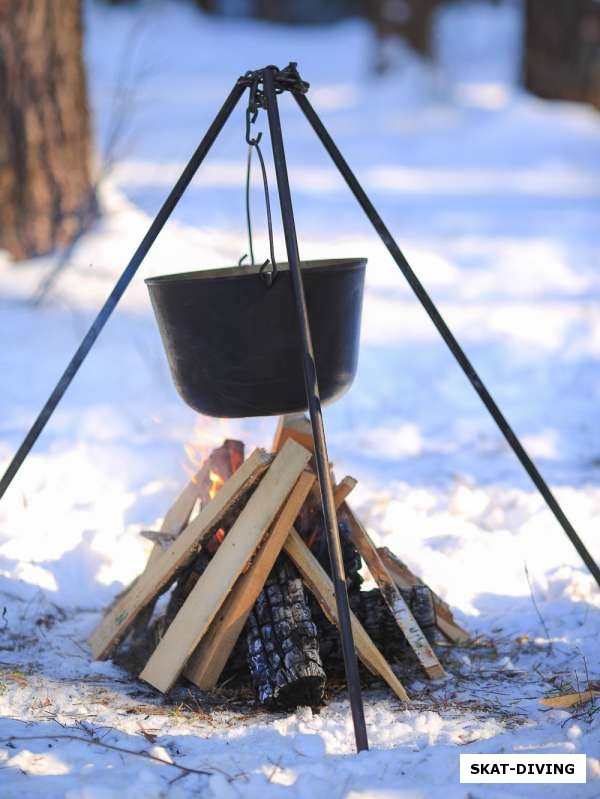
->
[146,257,366,418]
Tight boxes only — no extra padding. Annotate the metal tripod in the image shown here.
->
[1,62,599,754]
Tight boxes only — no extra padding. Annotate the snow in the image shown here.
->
[1,0,600,795]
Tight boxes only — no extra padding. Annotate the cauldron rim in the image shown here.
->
[145,257,367,286]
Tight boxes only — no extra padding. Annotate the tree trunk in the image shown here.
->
[0,0,97,261]
[524,0,600,110]
[363,0,440,75]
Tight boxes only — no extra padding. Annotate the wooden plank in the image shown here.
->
[184,470,316,689]
[143,439,244,573]
[139,529,176,549]
[304,475,357,547]
[377,546,470,645]
[131,441,244,637]
[272,413,314,454]
[378,547,452,619]
[342,503,446,680]
[141,462,211,573]
[186,471,354,688]
[272,414,355,513]
[88,448,272,660]
[140,439,312,693]
[540,690,600,709]
[162,469,207,535]
[283,529,409,702]
[332,476,357,506]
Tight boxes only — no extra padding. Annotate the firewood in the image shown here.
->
[245,554,325,708]
[341,503,446,680]
[140,439,312,693]
[227,470,362,705]
[540,690,600,709]
[184,470,316,690]
[274,420,428,678]
[186,439,245,515]
[313,587,437,675]
[139,530,175,549]
[143,439,244,572]
[306,516,364,594]
[332,476,357,505]
[124,441,243,644]
[121,441,245,642]
[283,529,410,702]
[112,550,214,677]
[142,462,211,572]
[377,546,470,644]
[89,448,272,660]
[128,470,344,693]
[303,476,357,542]
[272,413,315,454]
[118,459,210,618]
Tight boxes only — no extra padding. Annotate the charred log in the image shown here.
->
[246,554,326,708]
[311,584,438,677]
[303,517,364,594]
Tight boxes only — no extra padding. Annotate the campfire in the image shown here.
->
[1,58,595,761]
[89,414,469,709]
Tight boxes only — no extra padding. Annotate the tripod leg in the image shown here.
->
[293,90,600,591]
[0,81,247,502]
[262,69,369,752]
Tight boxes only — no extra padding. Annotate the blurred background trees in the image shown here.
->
[524,0,600,109]
[0,0,97,261]
[107,0,600,102]
[1,0,600,263]
[196,0,441,60]
[195,0,600,103]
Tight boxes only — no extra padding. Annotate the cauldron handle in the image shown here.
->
[243,75,278,287]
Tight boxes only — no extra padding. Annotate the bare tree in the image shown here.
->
[0,0,97,261]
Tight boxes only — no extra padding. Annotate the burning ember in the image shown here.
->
[206,471,226,552]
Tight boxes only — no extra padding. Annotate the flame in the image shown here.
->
[208,469,224,500]
[182,418,233,479]
[184,443,201,467]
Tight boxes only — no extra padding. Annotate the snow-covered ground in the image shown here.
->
[1,0,600,795]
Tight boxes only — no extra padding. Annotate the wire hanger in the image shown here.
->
[239,73,278,286]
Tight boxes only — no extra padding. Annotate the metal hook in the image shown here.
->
[259,259,275,287]
[245,110,262,146]
[245,74,263,146]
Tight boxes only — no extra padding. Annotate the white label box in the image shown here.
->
[460,754,586,783]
